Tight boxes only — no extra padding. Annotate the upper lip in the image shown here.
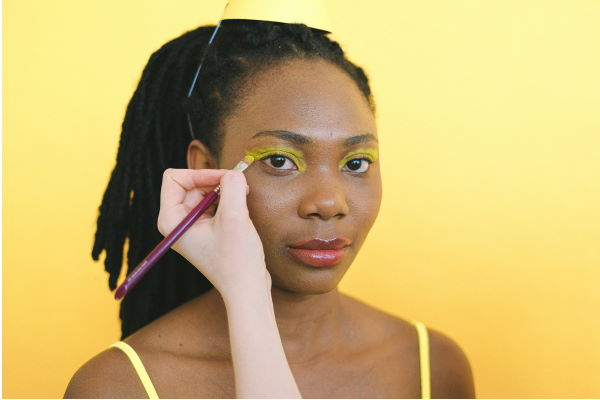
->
[288,237,351,250]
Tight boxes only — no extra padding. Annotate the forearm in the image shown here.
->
[224,285,301,399]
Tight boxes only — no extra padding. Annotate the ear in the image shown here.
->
[187,139,217,169]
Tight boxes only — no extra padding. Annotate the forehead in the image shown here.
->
[222,59,376,144]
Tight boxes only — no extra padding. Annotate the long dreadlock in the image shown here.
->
[92,20,374,339]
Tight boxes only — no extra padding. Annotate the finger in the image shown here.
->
[215,170,250,221]
[183,187,219,218]
[160,168,227,210]
[164,168,227,191]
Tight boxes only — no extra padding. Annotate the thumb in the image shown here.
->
[215,170,250,221]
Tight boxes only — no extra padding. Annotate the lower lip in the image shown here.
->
[287,247,348,267]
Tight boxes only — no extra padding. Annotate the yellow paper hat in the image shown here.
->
[220,0,332,32]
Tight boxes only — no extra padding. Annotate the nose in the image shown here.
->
[297,176,350,220]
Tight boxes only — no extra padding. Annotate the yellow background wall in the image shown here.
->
[4,0,599,398]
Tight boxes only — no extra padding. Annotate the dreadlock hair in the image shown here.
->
[92,20,375,339]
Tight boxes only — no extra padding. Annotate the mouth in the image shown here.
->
[287,237,351,267]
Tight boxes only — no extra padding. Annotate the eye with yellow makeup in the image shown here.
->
[244,147,378,174]
[262,154,297,171]
[244,147,307,173]
[339,149,379,174]
[342,158,371,173]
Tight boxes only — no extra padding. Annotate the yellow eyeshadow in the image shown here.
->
[338,148,379,169]
[244,147,307,172]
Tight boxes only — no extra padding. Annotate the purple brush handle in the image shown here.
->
[114,189,219,300]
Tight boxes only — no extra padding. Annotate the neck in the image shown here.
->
[271,286,345,364]
[198,286,346,363]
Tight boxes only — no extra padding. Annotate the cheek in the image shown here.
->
[349,178,382,229]
[368,175,383,216]
[246,173,382,236]
[245,174,299,238]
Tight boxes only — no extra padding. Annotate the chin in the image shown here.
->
[271,280,339,295]
[267,261,350,295]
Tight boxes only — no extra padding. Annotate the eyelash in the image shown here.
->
[261,154,298,171]
[260,154,373,173]
[342,157,372,173]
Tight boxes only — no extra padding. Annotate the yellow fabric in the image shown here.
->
[411,320,431,399]
[110,341,160,399]
[109,322,430,399]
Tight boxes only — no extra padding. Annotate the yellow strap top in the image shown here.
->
[110,321,430,399]
[110,341,159,399]
[411,320,432,399]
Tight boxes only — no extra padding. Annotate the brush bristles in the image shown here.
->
[232,155,255,172]
[242,155,255,166]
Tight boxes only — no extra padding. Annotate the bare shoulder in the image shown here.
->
[340,294,475,398]
[64,346,147,399]
[425,327,476,398]
[339,294,418,342]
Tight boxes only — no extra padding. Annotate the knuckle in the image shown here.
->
[162,168,175,180]
[156,215,168,235]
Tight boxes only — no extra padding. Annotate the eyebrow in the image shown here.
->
[251,130,378,146]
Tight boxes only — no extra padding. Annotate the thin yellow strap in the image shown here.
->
[412,321,431,399]
[110,341,160,399]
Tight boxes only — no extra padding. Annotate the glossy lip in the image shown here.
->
[287,238,351,267]
[288,237,351,250]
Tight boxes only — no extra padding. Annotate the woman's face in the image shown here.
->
[218,59,381,294]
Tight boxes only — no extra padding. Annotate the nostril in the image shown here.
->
[298,189,350,220]
[305,212,346,220]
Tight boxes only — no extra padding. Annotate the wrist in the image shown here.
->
[222,279,272,311]
[218,267,272,305]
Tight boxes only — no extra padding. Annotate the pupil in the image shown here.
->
[348,159,362,171]
[271,156,286,168]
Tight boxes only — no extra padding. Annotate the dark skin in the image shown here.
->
[65,59,475,398]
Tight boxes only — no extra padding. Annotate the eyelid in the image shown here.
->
[245,148,307,171]
[338,149,379,169]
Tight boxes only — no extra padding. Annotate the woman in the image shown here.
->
[65,21,475,398]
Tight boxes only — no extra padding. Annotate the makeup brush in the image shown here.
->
[114,155,255,300]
